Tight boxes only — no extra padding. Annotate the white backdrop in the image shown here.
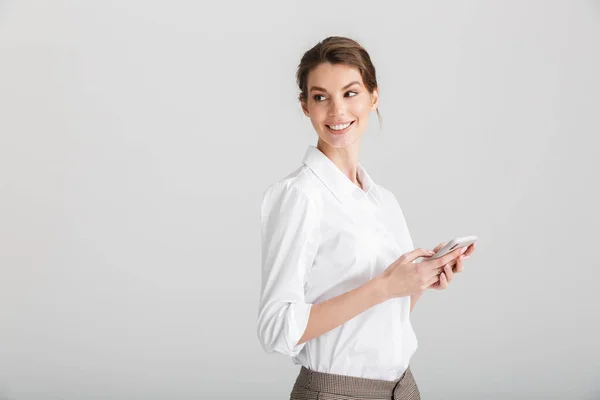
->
[1,1,599,399]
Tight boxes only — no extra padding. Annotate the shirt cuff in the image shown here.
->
[281,302,313,357]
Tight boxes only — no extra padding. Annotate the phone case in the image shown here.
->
[430,235,477,259]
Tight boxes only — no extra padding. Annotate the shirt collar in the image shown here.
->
[302,145,381,204]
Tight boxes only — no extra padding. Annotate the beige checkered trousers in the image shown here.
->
[290,365,421,400]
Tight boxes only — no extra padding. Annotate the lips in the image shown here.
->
[325,120,355,134]
[326,121,354,128]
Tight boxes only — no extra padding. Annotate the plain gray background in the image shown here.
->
[1,1,599,399]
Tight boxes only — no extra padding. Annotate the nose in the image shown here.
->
[328,96,346,117]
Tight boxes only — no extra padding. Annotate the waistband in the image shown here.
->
[294,365,410,398]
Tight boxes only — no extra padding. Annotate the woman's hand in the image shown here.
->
[427,243,476,290]
[379,247,467,299]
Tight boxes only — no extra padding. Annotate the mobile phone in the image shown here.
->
[430,235,478,260]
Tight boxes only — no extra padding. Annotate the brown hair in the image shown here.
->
[296,36,383,131]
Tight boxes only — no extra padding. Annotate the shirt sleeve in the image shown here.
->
[256,182,321,357]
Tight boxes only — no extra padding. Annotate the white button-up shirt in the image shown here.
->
[257,145,418,381]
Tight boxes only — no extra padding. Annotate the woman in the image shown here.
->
[257,36,475,400]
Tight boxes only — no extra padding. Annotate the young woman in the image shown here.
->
[257,36,475,400]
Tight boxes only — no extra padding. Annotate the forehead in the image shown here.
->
[307,62,364,89]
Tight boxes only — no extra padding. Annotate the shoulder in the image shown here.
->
[376,184,408,216]
[260,165,322,219]
[376,184,399,206]
[376,184,396,203]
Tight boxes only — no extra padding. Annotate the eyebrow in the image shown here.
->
[309,81,361,93]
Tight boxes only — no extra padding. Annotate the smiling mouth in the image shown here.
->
[325,121,355,132]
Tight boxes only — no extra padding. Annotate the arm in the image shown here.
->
[257,183,321,357]
[299,246,441,342]
[297,275,388,345]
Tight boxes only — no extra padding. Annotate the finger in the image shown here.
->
[401,248,435,263]
[432,260,450,275]
[444,263,454,282]
[427,272,441,288]
[436,271,448,290]
[428,247,465,269]
[463,243,476,257]
[433,242,447,253]
[427,266,444,285]
[454,256,464,273]
[419,255,434,264]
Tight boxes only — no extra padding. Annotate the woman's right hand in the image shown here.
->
[379,247,467,300]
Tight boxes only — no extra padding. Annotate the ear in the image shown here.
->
[370,88,379,111]
[300,95,310,117]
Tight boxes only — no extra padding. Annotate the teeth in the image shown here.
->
[328,122,352,131]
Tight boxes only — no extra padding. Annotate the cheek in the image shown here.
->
[308,105,327,123]
[351,99,372,117]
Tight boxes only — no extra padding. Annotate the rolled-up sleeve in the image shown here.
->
[257,182,320,357]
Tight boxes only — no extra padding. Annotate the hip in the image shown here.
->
[290,365,420,400]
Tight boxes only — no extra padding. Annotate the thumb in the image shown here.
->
[400,248,435,264]
[433,241,447,253]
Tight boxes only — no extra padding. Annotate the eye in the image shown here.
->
[313,94,326,102]
[346,91,358,97]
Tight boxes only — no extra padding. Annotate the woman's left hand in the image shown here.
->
[426,242,476,290]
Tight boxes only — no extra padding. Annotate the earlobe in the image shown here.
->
[301,102,309,117]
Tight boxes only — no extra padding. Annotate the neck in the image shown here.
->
[316,138,362,188]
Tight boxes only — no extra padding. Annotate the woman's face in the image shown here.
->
[301,62,378,149]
